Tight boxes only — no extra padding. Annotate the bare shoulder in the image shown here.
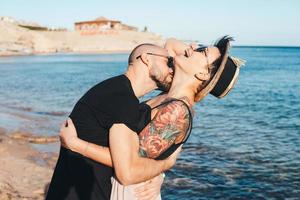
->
[156,99,190,118]
[144,93,168,108]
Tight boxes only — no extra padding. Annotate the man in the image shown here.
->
[46,44,181,200]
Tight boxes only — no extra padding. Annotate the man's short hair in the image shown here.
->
[128,43,157,65]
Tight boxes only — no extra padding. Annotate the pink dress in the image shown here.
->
[110,174,164,200]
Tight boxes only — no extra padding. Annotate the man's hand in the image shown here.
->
[59,118,78,151]
[134,174,165,200]
[59,118,113,166]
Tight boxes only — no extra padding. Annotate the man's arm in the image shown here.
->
[109,123,180,186]
[59,119,113,167]
[60,101,189,185]
[59,117,179,173]
[110,100,189,185]
[59,99,188,169]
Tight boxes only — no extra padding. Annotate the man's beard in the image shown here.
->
[150,74,172,92]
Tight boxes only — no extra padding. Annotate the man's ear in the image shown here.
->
[140,53,151,68]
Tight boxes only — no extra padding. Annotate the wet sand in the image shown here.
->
[0,127,58,200]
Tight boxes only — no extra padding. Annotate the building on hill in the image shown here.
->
[74,16,138,35]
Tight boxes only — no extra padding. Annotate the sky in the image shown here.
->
[1,0,300,46]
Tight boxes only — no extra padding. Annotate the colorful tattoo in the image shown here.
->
[138,100,191,158]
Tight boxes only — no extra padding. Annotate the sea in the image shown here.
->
[0,47,299,199]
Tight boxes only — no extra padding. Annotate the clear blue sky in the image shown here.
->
[2,0,300,46]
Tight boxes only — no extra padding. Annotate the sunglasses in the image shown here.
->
[195,45,208,52]
[136,53,174,69]
[195,45,210,69]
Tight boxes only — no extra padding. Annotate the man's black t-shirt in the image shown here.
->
[46,75,140,200]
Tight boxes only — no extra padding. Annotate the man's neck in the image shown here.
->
[124,70,156,98]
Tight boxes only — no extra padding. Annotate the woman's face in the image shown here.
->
[173,46,221,78]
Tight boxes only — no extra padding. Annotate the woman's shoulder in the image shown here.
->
[142,93,168,108]
[156,97,192,114]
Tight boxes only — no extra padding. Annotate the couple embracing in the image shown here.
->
[46,36,244,200]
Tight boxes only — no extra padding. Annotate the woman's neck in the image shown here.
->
[166,78,196,107]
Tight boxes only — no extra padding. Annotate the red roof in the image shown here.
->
[75,16,121,25]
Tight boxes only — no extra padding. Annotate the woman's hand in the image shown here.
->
[59,118,79,151]
[134,173,165,200]
[184,42,198,57]
[165,38,192,57]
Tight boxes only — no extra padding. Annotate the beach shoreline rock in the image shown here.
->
[10,132,59,144]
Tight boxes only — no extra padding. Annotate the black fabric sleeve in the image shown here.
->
[109,95,140,133]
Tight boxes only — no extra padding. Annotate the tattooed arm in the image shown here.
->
[139,100,191,159]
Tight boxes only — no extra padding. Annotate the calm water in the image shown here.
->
[0,47,299,199]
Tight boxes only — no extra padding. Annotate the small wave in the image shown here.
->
[175,162,199,170]
[165,177,214,190]
[0,104,67,117]
[0,104,33,112]
[18,106,33,112]
[9,132,59,144]
[211,168,240,185]
[165,177,197,187]
[35,111,68,116]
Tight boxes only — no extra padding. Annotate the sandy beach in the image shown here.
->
[0,19,164,57]
[0,128,58,200]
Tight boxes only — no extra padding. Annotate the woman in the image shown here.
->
[60,36,243,199]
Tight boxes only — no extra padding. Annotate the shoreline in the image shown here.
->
[3,45,299,57]
[0,127,58,199]
[0,49,133,57]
